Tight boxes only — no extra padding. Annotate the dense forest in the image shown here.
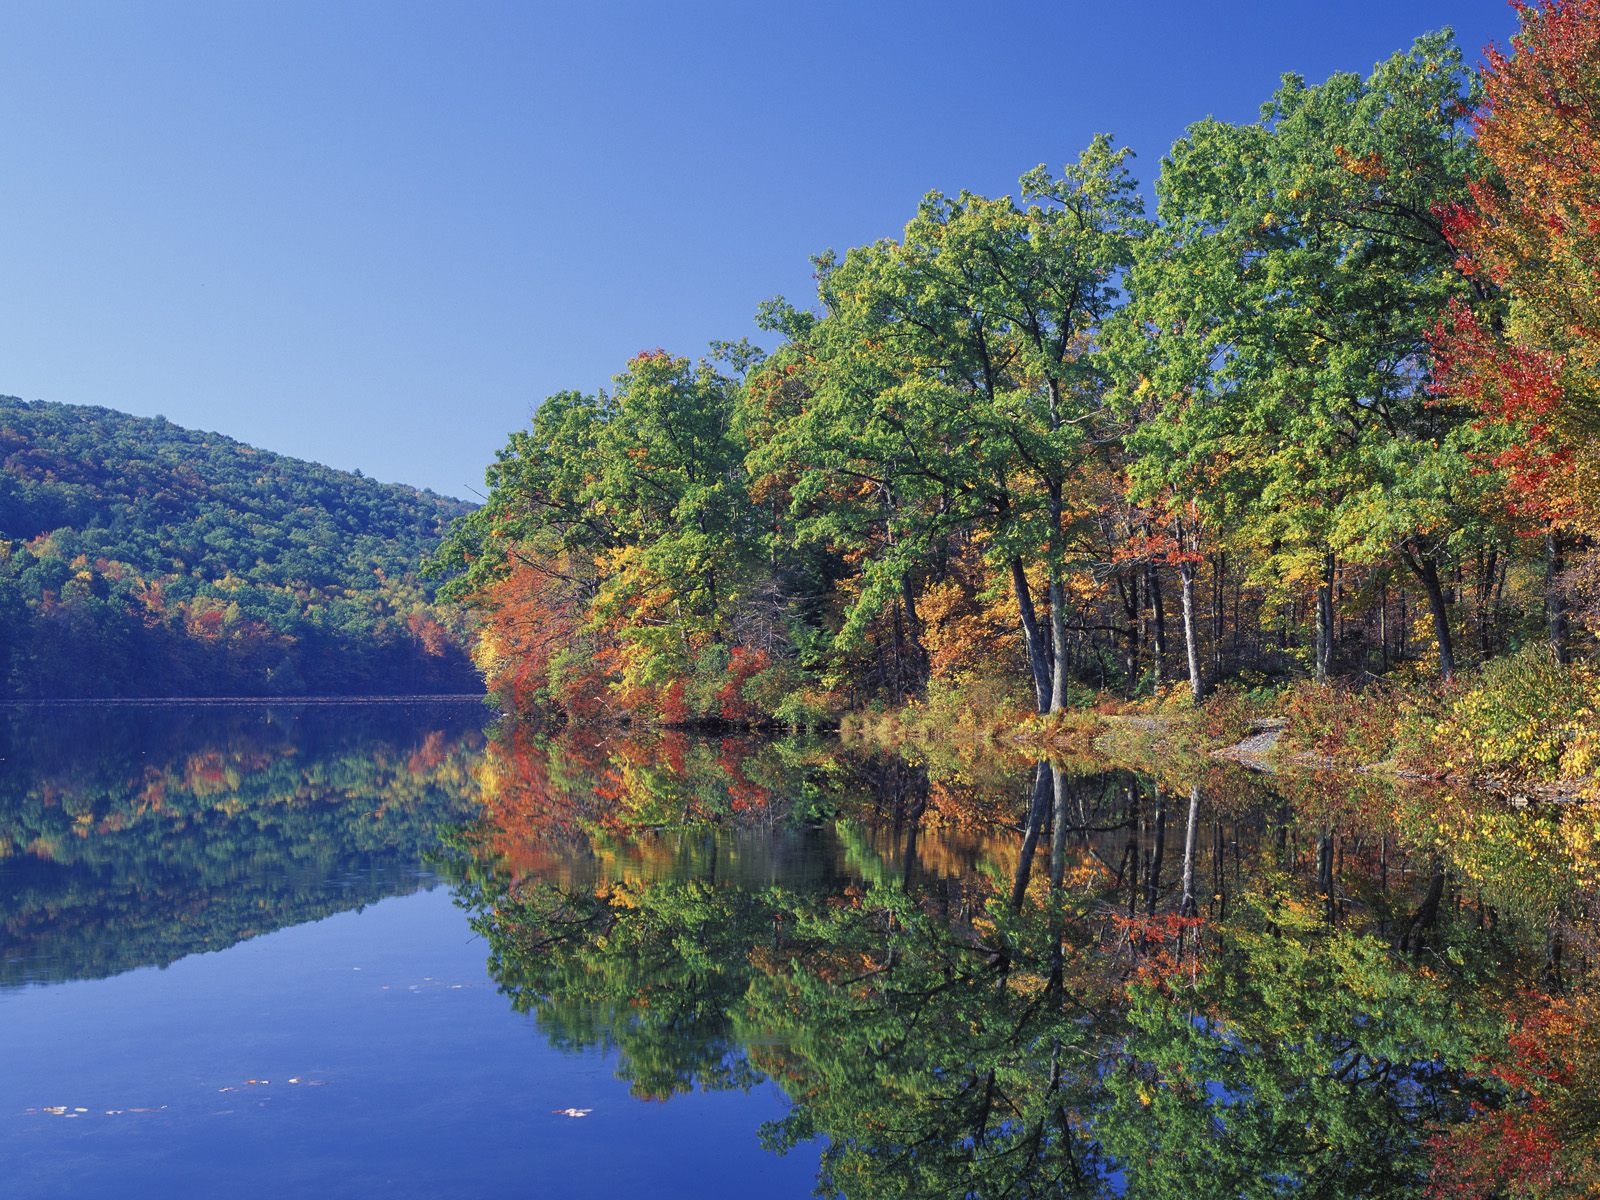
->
[0,397,480,696]
[433,8,1600,754]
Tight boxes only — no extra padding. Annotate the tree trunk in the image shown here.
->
[1048,490,1070,712]
[1049,575,1069,713]
[1179,785,1201,918]
[1378,580,1389,673]
[1011,762,1053,911]
[1314,553,1335,683]
[1211,553,1225,677]
[1317,830,1336,926]
[1478,545,1498,660]
[900,573,928,693]
[1144,786,1167,917]
[1398,858,1447,955]
[1011,558,1052,713]
[1147,564,1168,688]
[1050,764,1070,892]
[1118,571,1140,697]
[1546,530,1569,664]
[1179,560,1206,703]
[1407,553,1456,681]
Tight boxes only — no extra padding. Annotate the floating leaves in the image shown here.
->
[27,1104,167,1118]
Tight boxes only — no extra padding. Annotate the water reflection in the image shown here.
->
[3,706,1594,1194]
[457,727,1600,1197]
[0,702,484,988]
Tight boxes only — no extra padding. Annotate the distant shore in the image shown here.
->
[0,694,487,707]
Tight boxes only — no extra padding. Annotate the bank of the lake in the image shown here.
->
[842,644,1600,803]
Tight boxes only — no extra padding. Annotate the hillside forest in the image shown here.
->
[0,398,479,696]
[432,8,1600,755]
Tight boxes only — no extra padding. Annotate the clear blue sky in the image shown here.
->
[0,1,1519,500]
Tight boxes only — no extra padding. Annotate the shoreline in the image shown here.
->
[0,693,488,708]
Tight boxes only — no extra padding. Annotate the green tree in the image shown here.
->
[755,138,1147,712]
[1118,33,1495,681]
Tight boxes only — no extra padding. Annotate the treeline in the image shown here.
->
[0,397,481,696]
[434,9,1600,725]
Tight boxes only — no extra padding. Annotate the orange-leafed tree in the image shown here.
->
[1432,0,1600,649]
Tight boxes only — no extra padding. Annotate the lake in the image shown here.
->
[1,703,1593,1197]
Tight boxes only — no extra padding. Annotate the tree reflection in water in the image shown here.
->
[457,725,1600,1197]
[0,702,485,988]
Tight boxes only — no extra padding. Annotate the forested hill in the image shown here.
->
[0,396,481,696]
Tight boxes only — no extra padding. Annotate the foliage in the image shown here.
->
[0,397,478,696]
[1426,988,1600,1198]
[433,14,1600,750]
[444,729,1592,1198]
[1277,680,1409,764]
[0,703,484,987]
[1105,895,1499,1197]
[429,351,781,723]
[1431,0,1600,535]
[1427,645,1600,784]
[1116,33,1497,683]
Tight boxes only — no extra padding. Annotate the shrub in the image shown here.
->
[1278,681,1404,764]
[1194,683,1262,746]
[1429,646,1598,783]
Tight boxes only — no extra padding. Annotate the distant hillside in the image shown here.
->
[0,397,481,696]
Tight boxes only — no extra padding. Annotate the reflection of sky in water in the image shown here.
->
[1,703,1585,1198]
[1,889,818,1198]
[0,705,823,1197]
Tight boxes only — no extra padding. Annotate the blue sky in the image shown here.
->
[0,1,1519,500]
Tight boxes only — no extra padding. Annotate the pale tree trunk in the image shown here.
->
[1179,561,1205,703]
[1174,514,1208,704]
[1147,563,1168,689]
[1050,764,1070,891]
[1048,488,1069,713]
[1179,785,1201,917]
[1049,573,1069,713]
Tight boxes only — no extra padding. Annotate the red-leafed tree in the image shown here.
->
[1432,0,1600,651]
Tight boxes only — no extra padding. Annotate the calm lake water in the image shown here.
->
[1,703,1593,1197]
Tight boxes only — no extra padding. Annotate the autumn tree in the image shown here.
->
[755,138,1147,713]
[432,351,765,719]
[1431,0,1600,657]
[1122,33,1495,681]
